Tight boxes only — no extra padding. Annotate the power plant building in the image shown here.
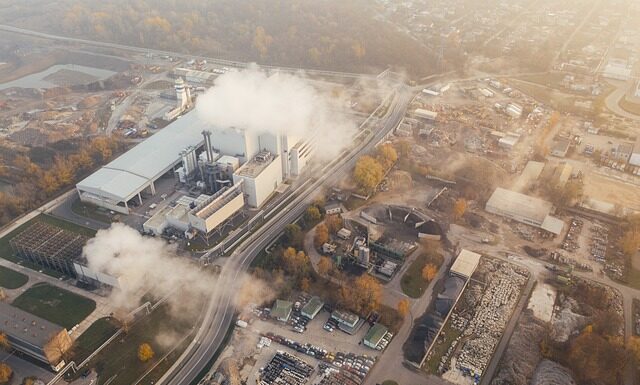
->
[0,302,73,371]
[233,151,283,207]
[77,109,315,215]
[188,184,245,233]
[76,111,211,214]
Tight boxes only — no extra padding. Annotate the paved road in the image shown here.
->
[363,251,455,385]
[604,80,640,121]
[156,86,412,385]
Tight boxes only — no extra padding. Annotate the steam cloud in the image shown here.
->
[196,66,357,160]
[83,223,212,314]
[83,223,276,322]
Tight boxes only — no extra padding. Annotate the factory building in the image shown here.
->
[76,111,211,214]
[485,188,565,235]
[233,151,283,208]
[301,296,324,320]
[188,184,245,233]
[77,108,314,216]
[0,302,73,371]
[363,323,389,349]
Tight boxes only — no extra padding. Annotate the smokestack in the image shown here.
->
[202,130,213,163]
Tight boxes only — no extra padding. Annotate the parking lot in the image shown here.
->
[556,217,610,272]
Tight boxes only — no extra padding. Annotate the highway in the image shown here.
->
[156,86,412,385]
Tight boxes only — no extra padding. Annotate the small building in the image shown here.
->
[271,300,293,322]
[0,302,73,371]
[450,249,481,279]
[337,228,352,240]
[331,310,362,334]
[498,134,520,151]
[414,108,438,121]
[363,323,388,349]
[614,143,634,163]
[325,203,343,215]
[322,243,337,254]
[301,296,324,320]
[550,139,571,158]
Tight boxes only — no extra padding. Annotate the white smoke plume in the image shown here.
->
[196,66,357,160]
[83,223,276,322]
[82,223,212,315]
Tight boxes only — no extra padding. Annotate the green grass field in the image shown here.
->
[0,265,28,289]
[401,254,431,298]
[12,283,96,329]
[82,301,203,385]
[74,317,121,362]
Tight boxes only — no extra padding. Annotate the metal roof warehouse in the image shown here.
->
[76,111,212,214]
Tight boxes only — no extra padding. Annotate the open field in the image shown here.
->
[81,301,203,385]
[583,173,640,212]
[0,265,28,289]
[12,283,96,329]
[74,317,121,362]
[400,252,442,299]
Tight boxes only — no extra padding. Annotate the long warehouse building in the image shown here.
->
[76,111,210,214]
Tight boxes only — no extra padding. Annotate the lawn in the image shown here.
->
[81,300,204,385]
[401,253,439,299]
[0,265,28,289]
[12,283,96,329]
[74,317,121,362]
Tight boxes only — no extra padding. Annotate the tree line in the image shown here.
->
[0,136,122,226]
[0,0,437,77]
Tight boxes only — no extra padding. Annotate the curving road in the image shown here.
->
[156,86,413,385]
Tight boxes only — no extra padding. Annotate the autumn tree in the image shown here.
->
[283,223,303,248]
[317,256,334,276]
[253,26,273,57]
[0,332,8,350]
[353,155,384,194]
[138,343,155,362]
[376,143,398,169]
[452,198,467,221]
[0,363,12,383]
[314,223,329,248]
[300,277,311,292]
[619,230,640,258]
[325,215,344,234]
[397,299,410,318]
[346,275,382,314]
[282,247,310,280]
[422,264,438,282]
[567,331,625,385]
[305,206,322,222]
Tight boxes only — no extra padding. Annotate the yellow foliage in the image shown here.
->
[137,343,154,362]
[0,363,12,383]
[353,155,384,193]
[397,299,410,318]
[421,264,438,282]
